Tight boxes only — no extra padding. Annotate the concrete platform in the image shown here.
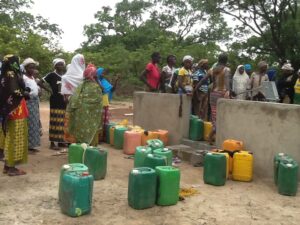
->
[181,138,216,150]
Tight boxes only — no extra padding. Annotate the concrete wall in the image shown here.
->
[216,99,300,179]
[133,92,191,145]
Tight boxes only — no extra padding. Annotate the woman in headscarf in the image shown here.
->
[61,54,85,143]
[96,68,119,141]
[66,64,103,145]
[0,55,29,176]
[294,69,300,105]
[232,65,250,100]
[177,55,194,95]
[22,58,41,152]
[277,63,297,103]
[40,58,67,150]
[195,53,231,144]
[250,61,269,101]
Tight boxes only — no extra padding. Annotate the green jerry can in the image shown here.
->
[146,139,164,151]
[68,143,87,164]
[134,146,152,168]
[156,166,180,206]
[105,123,116,144]
[273,153,292,185]
[114,126,128,149]
[60,169,93,217]
[203,153,226,186]
[128,167,157,209]
[144,154,167,169]
[58,163,88,202]
[153,148,173,166]
[189,117,204,141]
[278,160,299,196]
[83,147,108,180]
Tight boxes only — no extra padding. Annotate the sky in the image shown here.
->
[29,0,122,52]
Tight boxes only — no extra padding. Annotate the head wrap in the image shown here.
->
[233,65,247,77]
[53,58,66,67]
[83,64,97,81]
[198,59,208,67]
[244,64,252,71]
[22,58,38,67]
[281,63,294,71]
[97,68,105,80]
[183,55,194,62]
[61,54,85,95]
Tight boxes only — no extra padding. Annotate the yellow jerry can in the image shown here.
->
[204,122,213,141]
[109,126,116,146]
[232,151,253,182]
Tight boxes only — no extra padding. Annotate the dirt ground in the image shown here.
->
[0,101,299,225]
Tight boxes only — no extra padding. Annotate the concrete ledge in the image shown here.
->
[181,138,216,150]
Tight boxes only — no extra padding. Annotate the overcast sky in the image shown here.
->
[29,0,122,52]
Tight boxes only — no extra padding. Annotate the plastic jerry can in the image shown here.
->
[83,147,107,180]
[58,163,88,202]
[203,121,213,141]
[189,117,204,141]
[146,139,164,151]
[141,131,159,146]
[128,167,157,209]
[68,143,86,164]
[114,126,128,149]
[109,126,116,146]
[274,153,292,185]
[154,130,169,146]
[232,151,253,182]
[153,148,173,166]
[105,123,116,144]
[212,150,230,179]
[155,166,180,206]
[134,146,152,168]
[123,131,142,155]
[60,170,93,217]
[222,139,244,152]
[203,153,226,186]
[278,160,298,196]
[144,154,167,169]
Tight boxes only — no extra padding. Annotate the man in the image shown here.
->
[39,58,67,150]
[140,52,161,92]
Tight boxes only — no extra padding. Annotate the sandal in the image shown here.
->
[7,168,26,176]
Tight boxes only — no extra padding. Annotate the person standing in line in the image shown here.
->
[192,59,209,120]
[293,69,300,105]
[250,61,269,101]
[160,55,177,93]
[0,55,30,175]
[39,58,67,150]
[232,65,250,100]
[61,54,85,143]
[140,52,161,92]
[277,63,297,103]
[177,55,194,95]
[22,58,41,153]
[244,64,252,78]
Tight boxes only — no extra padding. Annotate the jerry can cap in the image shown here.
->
[132,169,139,174]
[148,153,153,157]
[278,153,284,156]
[163,148,168,151]
[82,172,89,176]
[155,142,160,146]
[63,165,71,170]
[286,163,293,167]
[141,148,146,152]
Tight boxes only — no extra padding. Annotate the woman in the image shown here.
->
[294,69,300,104]
[67,64,103,145]
[160,55,176,93]
[22,58,41,152]
[40,58,67,150]
[61,54,85,143]
[0,55,29,176]
[97,68,119,142]
[232,65,250,100]
[195,53,231,144]
[250,61,269,101]
[192,59,209,120]
[277,63,296,103]
[177,55,194,95]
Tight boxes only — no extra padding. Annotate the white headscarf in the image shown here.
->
[53,58,65,67]
[281,63,294,71]
[22,58,39,67]
[233,65,250,100]
[183,55,194,62]
[61,54,85,95]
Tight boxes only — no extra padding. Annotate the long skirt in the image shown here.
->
[210,91,226,132]
[49,109,66,143]
[63,111,76,143]
[26,97,40,149]
[0,119,28,167]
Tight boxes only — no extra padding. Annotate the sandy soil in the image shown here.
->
[0,101,299,225]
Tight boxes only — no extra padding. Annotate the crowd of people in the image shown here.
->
[0,54,118,176]
[140,52,300,142]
